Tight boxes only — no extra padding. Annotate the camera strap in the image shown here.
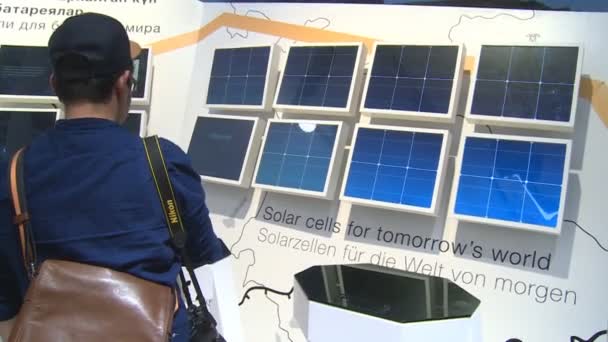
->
[142,136,211,316]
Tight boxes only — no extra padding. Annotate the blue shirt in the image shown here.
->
[0,118,225,341]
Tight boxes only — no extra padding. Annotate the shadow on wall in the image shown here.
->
[453,71,471,153]
[453,173,581,279]
[204,182,254,228]
[570,96,591,171]
[256,191,342,238]
[344,158,457,255]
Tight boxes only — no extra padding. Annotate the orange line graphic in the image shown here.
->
[151,14,227,55]
[151,13,376,54]
[150,12,608,128]
[580,78,608,127]
[464,56,475,72]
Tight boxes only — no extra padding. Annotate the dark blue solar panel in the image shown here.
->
[0,46,53,97]
[454,136,567,228]
[206,46,271,106]
[276,46,359,108]
[0,110,56,158]
[124,112,142,136]
[471,46,579,123]
[187,116,255,181]
[256,122,338,192]
[132,48,150,100]
[364,45,459,115]
[344,128,444,209]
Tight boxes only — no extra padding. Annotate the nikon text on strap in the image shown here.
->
[142,136,213,322]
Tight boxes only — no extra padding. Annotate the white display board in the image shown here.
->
[192,4,608,342]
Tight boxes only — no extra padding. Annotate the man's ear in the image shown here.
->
[116,70,131,90]
[49,74,57,94]
[114,70,132,101]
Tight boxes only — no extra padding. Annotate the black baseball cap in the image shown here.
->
[48,12,141,80]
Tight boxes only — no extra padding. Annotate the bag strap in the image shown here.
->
[9,148,38,279]
[142,136,210,312]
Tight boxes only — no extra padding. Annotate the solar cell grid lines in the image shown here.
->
[0,45,54,100]
[362,43,463,121]
[467,45,582,130]
[274,43,364,115]
[254,120,343,198]
[341,125,449,215]
[0,45,153,105]
[206,46,274,109]
[451,133,571,234]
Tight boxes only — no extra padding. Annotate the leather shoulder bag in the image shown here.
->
[7,147,177,342]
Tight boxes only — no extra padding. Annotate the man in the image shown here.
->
[0,13,226,341]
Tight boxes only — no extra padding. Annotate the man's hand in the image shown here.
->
[0,318,15,341]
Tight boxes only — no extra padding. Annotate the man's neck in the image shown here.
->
[64,103,118,122]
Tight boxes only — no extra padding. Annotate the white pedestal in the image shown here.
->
[293,264,482,342]
[181,257,245,342]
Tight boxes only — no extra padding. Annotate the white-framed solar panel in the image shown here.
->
[205,45,279,112]
[361,43,464,123]
[273,42,365,116]
[0,45,55,104]
[131,48,154,106]
[252,119,347,199]
[340,124,450,216]
[0,107,60,160]
[465,44,583,131]
[449,132,572,235]
[187,114,264,188]
[124,110,148,137]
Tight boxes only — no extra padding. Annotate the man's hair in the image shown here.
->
[53,54,132,105]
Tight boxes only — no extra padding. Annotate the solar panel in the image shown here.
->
[253,119,345,198]
[362,43,463,122]
[0,45,54,102]
[124,110,147,137]
[341,125,449,215]
[274,43,364,115]
[0,108,58,158]
[206,46,277,110]
[131,48,153,105]
[467,45,582,130]
[450,133,571,234]
[188,114,262,187]
[0,45,153,105]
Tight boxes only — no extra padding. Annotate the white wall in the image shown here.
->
[193,4,608,342]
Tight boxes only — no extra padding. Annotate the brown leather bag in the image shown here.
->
[7,148,177,342]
